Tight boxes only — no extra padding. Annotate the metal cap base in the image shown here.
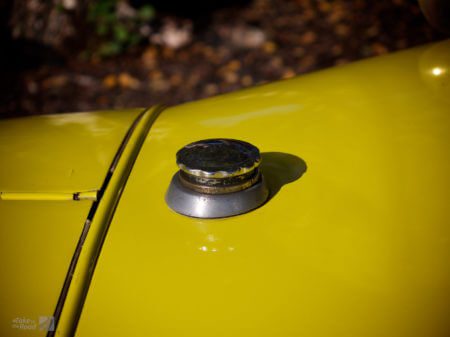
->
[165,172,269,218]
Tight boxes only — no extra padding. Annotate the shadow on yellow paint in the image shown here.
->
[260,152,307,200]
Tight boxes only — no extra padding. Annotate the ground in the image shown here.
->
[0,0,444,117]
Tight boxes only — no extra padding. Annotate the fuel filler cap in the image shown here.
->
[166,139,269,218]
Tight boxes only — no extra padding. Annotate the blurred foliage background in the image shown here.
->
[0,0,445,117]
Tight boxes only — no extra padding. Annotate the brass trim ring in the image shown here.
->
[178,171,261,194]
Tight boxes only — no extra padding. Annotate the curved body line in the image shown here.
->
[49,105,165,337]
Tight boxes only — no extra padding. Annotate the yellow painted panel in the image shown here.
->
[0,201,91,336]
[76,41,450,337]
[0,109,142,193]
[0,108,146,335]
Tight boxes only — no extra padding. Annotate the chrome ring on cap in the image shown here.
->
[176,139,261,178]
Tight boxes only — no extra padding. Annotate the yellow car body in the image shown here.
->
[0,40,449,336]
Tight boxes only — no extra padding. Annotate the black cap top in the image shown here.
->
[176,139,261,178]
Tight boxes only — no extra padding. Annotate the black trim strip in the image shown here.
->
[47,108,149,337]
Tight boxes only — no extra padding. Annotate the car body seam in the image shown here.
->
[47,105,165,337]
